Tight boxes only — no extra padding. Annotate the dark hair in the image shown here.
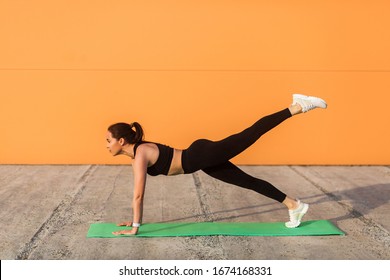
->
[108,122,144,144]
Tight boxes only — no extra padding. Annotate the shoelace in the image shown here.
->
[299,99,315,113]
[288,210,297,222]
[288,201,302,222]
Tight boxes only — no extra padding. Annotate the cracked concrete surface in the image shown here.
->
[0,165,389,260]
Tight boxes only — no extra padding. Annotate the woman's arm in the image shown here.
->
[113,146,148,236]
[130,149,148,232]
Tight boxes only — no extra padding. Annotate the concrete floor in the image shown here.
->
[0,165,389,260]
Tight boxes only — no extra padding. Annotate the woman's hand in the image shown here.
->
[113,226,139,236]
[116,221,133,227]
[113,221,139,235]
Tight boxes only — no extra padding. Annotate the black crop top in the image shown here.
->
[133,141,174,176]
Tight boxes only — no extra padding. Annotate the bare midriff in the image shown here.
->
[167,148,185,175]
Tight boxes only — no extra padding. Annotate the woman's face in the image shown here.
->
[106,131,123,156]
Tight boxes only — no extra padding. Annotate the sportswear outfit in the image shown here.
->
[133,94,327,228]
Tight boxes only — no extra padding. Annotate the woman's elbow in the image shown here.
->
[133,195,144,203]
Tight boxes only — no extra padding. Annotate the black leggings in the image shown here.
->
[181,108,292,203]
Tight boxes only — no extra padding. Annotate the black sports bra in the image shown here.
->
[133,141,174,176]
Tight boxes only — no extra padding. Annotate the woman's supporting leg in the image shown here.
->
[202,161,309,227]
[182,108,292,173]
[201,161,287,203]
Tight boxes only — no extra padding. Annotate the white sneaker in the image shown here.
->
[293,94,327,113]
[285,200,309,228]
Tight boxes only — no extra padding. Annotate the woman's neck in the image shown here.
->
[120,143,135,158]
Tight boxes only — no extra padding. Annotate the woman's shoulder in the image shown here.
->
[133,142,160,168]
[134,141,159,156]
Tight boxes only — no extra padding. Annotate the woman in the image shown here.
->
[107,94,327,235]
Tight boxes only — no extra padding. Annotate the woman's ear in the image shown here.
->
[119,138,125,146]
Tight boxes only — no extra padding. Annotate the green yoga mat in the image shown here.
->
[87,220,344,238]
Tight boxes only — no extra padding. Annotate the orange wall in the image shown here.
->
[1,0,390,165]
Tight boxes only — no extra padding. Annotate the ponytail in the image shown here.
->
[108,122,144,144]
[129,122,144,144]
